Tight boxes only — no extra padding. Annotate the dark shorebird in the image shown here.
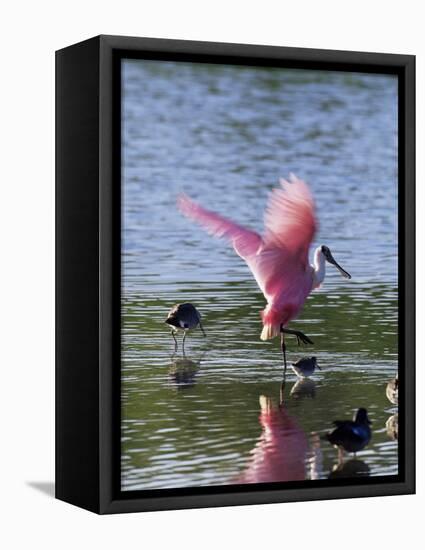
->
[326,408,372,456]
[291,356,320,378]
[165,303,205,351]
[386,377,398,405]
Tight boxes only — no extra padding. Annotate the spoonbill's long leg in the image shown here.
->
[199,322,206,337]
[182,331,187,353]
[281,327,314,346]
[280,331,287,376]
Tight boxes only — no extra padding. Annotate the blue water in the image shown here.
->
[121,59,398,490]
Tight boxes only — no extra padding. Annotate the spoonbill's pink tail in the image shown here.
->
[260,323,281,341]
[260,307,282,341]
[260,304,295,341]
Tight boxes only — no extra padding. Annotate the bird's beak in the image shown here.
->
[326,252,351,279]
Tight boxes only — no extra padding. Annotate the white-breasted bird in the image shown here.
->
[386,378,398,405]
[165,303,206,351]
[291,356,320,378]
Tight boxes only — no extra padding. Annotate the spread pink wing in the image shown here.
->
[247,176,317,303]
[248,248,306,304]
[178,177,317,312]
[177,194,262,259]
[263,174,317,267]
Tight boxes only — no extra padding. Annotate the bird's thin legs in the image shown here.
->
[281,332,287,377]
[199,322,206,337]
[280,324,313,378]
[281,327,314,345]
[171,330,178,352]
[182,331,187,353]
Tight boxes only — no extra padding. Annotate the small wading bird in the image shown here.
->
[386,377,398,405]
[178,175,351,372]
[386,414,398,441]
[326,408,372,457]
[165,303,206,352]
[291,356,320,379]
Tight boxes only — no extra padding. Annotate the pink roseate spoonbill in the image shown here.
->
[177,175,351,372]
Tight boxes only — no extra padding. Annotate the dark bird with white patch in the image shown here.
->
[291,356,320,378]
[326,408,372,455]
[165,303,206,352]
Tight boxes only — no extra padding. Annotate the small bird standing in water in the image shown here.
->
[326,408,372,456]
[386,377,398,405]
[165,303,206,352]
[178,175,351,374]
[291,356,321,378]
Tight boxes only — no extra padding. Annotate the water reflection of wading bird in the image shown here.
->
[236,394,308,484]
[290,378,317,400]
[326,408,372,459]
[169,355,200,389]
[178,175,351,373]
[328,459,370,479]
[386,414,398,441]
[165,303,206,352]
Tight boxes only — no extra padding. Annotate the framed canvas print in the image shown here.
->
[56,35,415,514]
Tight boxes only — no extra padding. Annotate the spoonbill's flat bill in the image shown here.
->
[178,175,351,370]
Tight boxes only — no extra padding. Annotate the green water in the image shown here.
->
[121,60,398,490]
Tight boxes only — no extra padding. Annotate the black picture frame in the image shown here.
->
[56,34,415,514]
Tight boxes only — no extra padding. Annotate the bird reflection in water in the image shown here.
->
[236,383,308,484]
[386,414,398,441]
[306,432,323,480]
[168,351,206,389]
[328,459,370,479]
[290,378,317,400]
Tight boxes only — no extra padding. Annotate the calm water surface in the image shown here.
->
[121,60,398,490]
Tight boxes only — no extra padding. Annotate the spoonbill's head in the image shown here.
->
[354,408,372,425]
[321,245,351,279]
